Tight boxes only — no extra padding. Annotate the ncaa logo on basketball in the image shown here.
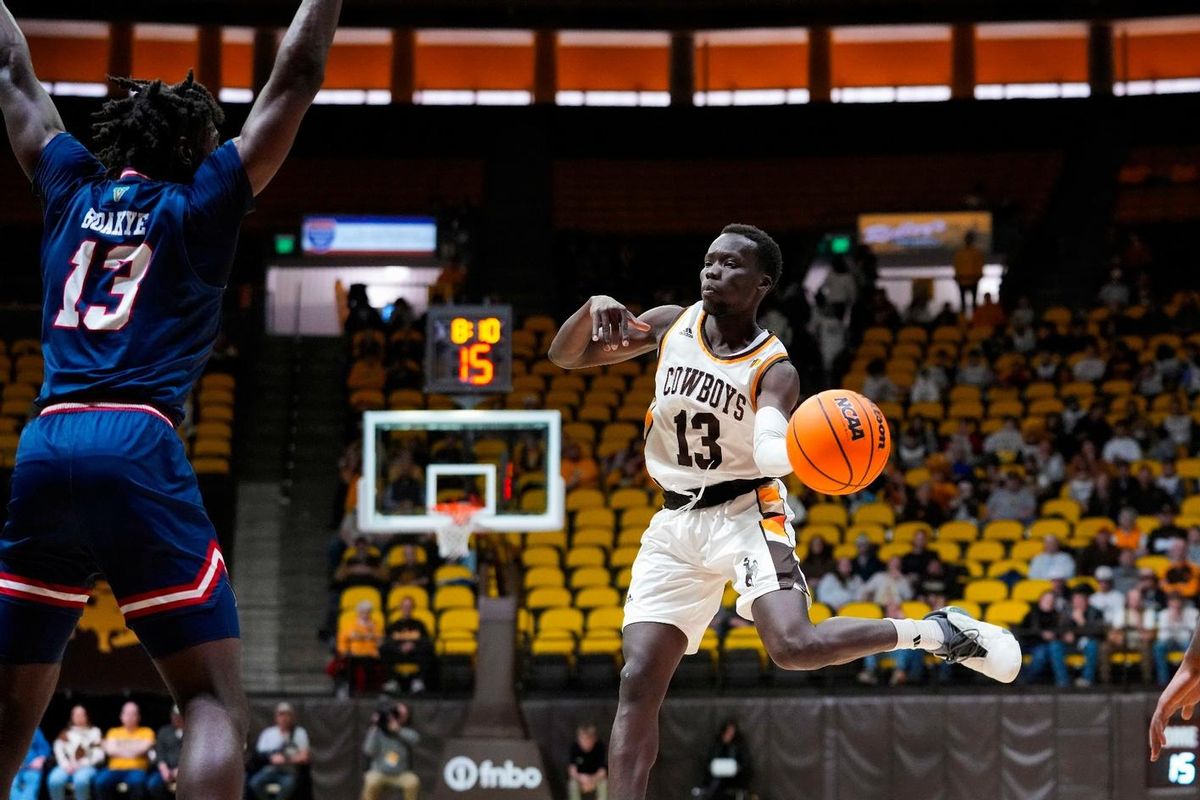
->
[832,396,865,441]
[443,756,544,792]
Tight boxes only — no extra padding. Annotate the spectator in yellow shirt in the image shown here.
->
[1161,539,1200,599]
[96,702,154,800]
[561,441,600,491]
[338,600,383,695]
[953,231,985,314]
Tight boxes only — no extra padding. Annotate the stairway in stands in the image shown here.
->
[234,336,347,694]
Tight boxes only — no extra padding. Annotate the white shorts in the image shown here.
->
[623,479,809,654]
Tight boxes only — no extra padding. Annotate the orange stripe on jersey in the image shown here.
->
[761,516,789,539]
[749,353,791,411]
[656,306,691,358]
[756,482,783,506]
[695,310,777,365]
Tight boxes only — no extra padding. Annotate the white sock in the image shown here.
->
[887,618,945,652]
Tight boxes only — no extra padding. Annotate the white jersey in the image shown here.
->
[644,302,791,493]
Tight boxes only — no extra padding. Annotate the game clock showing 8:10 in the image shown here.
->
[424,305,514,395]
[1148,721,1199,788]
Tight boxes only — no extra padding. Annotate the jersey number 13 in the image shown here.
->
[673,411,723,469]
[54,240,154,332]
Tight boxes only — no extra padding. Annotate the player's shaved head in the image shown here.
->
[721,223,782,290]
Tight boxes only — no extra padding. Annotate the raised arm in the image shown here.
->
[547,296,682,370]
[0,3,63,179]
[235,0,343,195]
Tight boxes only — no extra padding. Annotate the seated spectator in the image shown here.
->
[809,297,847,382]
[334,537,386,588]
[850,535,884,581]
[603,437,647,490]
[900,529,937,580]
[896,424,932,470]
[1030,440,1066,496]
[48,704,104,800]
[96,702,154,800]
[859,603,929,686]
[381,596,433,694]
[1077,529,1120,578]
[909,368,942,405]
[916,559,960,607]
[1106,588,1155,684]
[985,474,1036,524]
[983,418,1023,459]
[1113,548,1141,594]
[817,557,864,611]
[820,256,857,318]
[561,441,600,491]
[567,723,608,800]
[1097,267,1130,309]
[1153,593,1200,685]
[1160,539,1200,599]
[1163,398,1194,452]
[858,557,914,606]
[382,451,424,513]
[361,703,420,800]
[972,294,1005,329]
[861,358,899,404]
[10,727,50,800]
[1022,591,1069,687]
[1089,567,1125,624]
[1188,527,1200,566]
[1072,343,1108,384]
[1147,506,1187,555]
[691,720,749,800]
[1158,459,1185,504]
[799,536,835,584]
[1062,588,1105,687]
[1028,536,1076,581]
[338,600,383,696]
[249,703,311,800]
[1135,363,1164,397]
[1102,423,1143,465]
[147,707,183,800]
[1112,507,1143,551]
[958,350,994,388]
[1132,466,1170,515]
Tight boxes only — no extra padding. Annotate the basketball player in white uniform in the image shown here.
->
[549,224,1021,800]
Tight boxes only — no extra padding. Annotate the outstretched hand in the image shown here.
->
[590,296,652,351]
[1150,660,1200,762]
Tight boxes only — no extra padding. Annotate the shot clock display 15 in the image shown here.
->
[1148,721,1199,789]
[425,305,514,394]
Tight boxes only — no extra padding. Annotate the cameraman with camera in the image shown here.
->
[361,702,421,800]
[248,703,311,800]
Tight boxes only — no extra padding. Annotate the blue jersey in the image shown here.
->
[34,133,253,420]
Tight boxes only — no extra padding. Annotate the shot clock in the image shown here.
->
[1149,721,1199,788]
[425,305,514,394]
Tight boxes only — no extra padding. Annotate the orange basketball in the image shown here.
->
[786,389,891,496]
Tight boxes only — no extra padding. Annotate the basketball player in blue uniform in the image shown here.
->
[0,2,342,798]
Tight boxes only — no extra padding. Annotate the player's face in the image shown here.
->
[700,233,771,318]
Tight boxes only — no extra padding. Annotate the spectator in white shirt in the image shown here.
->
[1072,344,1108,383]
[820,257,857,318]
[48,705,105,800]
[1088,566,1125,626]
[985,474,1037,524]
[861,359,900,404]
[1101,422,1143,464]
[1153,593,1200,685]
[858,557,914,606]
[983,418,1024,457]
[1162,398,1193,450]
[958,351,994,388]
[1029,536,1077,581]
[816,557,864,611]
[909,368,942,405]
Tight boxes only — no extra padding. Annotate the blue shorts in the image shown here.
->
[0,403,239,663]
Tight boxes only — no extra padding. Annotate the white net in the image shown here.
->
[433,503,479,560]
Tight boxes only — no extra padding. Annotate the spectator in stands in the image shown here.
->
[983,418,1023,459]
[561,441,600,491]
[1022,591,1070,687]
[903,293,934,326]
[1154,593,1200,685]
[96,702,154,800]
[1011,295,1036,330]
[361,703,420,800]
[48,705,104,800]
[896,423,933,471]
[1162,398,1193,450]
[1097,267,1131,309]
[382,596,433,694]
[1010,321,1036,354]
[1136,363,1164,397]
[859,603,927,686]
[958,350,994,389]
[147,707,183,800]
[10,727,50,800]
[985,473,1037,524]
[1130,466,1169,515]
[1030,440,1067,497]
[850,534,884,582]
[1112,549,1141,595]
[932,302,959,330]
[249,703,311,800]
[972,294,1005,329]
[799,536,835,583]
[917,558,959,608]
[334,537,386,588]
[809,296,847,385]
[953,231,984,313]
[861,358,899,404]
[603,437,648,491]
[338,600,383,696]
[869,287,901,329]
[817,557,863,611]
[1078,529,1120,578]
[1160,539,1200,599]
[946,479,980,523]
[1181,345,1200,395]
[909,367,942,405]
[1147,506,1187,555]
[1062,588,1105,687]
[1072,343,1108,384]
[903,485,945,528]
[1112,507,1144,551]
[1188,527,1200,567]
[820,257,857,319]
[383,451,424,513]
[1105,588,1155,684]
[1090,567,1125,623]
[691,721,748,800]
[343,283,384,333]
[1158,459,1186,504]
[900,528,937,580]
[1029,536,1077,581]
[566,723,608,800]
[858,556,914,606]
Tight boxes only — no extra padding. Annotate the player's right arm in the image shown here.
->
[235,0,343,196]
[547,296,683,369]
[0,2,64,179]
[1150,619,1200,761]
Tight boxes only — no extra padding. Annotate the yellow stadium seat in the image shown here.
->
[1137,555,1170,577]
[1075,517,1115,540]
[938,521,979,543]
[854,504,895,528]
[1024,381,1057,402]
[340,586,382,612]
[526,587,572,611]
[863,327,894,345]
[988,400,1024,419]
[575,508,616,531]
[439,608,480,634]
[879,543,912,561]
[901,601,932,619]
[932,325,963,343]
[947,401,984,421]
[1011,579,1053,603]
[566,488,605,512]
[929,541,961,563]
[574,587,620,611]
[433,586,475,612]
[578,634,622,658]
[609,488,650,510]
[964,579,1009,604]
[522,547,561,569]
[948,385,982,404]
[1010,540,1044,562]
[845,524,886,545]
[807,504,848,528]
[897,326,928,345]
[903,467,932,488]
[435,564,474,584]
[1060,382,1095,403]
[838,602,884,619]
[386,585,429,611]
[570,567,611,590]
[908,402,944,421]
[946,600,982,619]
[194,421,233,441]
[983,520,1024,542]
[610,546,639,570]
[893,521,933,543]
[586,606,624,635]
[986,559,1029,578]
[984,600,1030,629]
[799,524,842,546]
[524,567,565,590]
[617,527,644,548]
[965,540,1005,563]
[565,547,607,569]
[1039,498,1081,523]
[833,544,858,560]
[615,567,632,590]
[539,607,584,637]
[1181,495,1200,516]
[573,528,613,551]
[808,602,833,623]
[526,531,567,551]
[619,506,656,530]
[192,457,230,475]
[530,633,574,660]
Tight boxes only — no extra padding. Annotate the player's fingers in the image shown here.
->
[625,310,653,336]
[1150,713,1165,761]
[1184,704,1195,721]
[591,309,604,342]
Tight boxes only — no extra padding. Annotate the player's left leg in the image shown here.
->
[0,662,61,795]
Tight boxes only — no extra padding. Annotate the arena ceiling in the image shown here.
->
[7,0,1197,29]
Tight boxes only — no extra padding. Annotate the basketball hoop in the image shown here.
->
[432,501,482,560]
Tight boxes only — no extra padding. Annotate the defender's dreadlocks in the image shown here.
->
[92,70,224,182]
